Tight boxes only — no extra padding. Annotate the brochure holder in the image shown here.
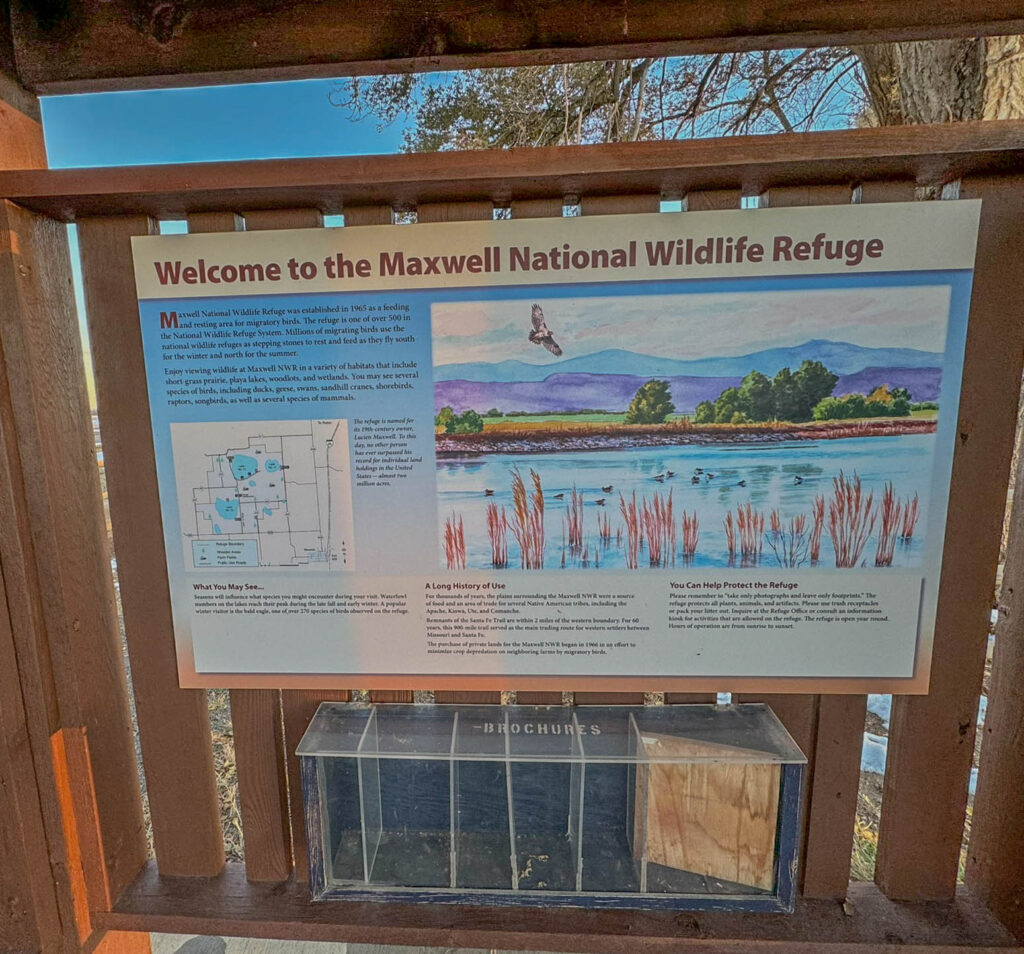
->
[297,703,806,911]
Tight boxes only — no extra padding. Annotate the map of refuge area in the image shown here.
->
[170,419,355,570]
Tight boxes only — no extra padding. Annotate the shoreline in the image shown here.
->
[435,418,936,457]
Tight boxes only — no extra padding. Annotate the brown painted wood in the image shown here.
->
[572,191,656,708]
[419,197,502,706]
[664,186,740,707]
[228,207,325,882]
[684,189,743,212]
[230,688,292,882]
[9,0,1024,94]
[876,177,1024,900]
[735,182,862,901]
[187,207,299,884]
[511,198,566,219]
[0,219,84,951]
[77,213,225,878]
[0,201,149,908]
[98,860,1019,952]
[0,596,53,953]
[0,64,45,169]
[4,122,1024,222]
[966,372,1024,940]
[367,690,414,702]
[343,205,392,227]
[507,194,568,708]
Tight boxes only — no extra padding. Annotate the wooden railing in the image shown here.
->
[2,123,1024,953]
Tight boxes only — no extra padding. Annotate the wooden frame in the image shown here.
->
[2,121,1024,952]
[6,0,1024,93]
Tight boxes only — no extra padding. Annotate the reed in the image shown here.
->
[900,492,920,540]
[809,495,825,563]
[769,508,781,533]
[597,510,612,542]
[641,489,675,567]
[828,470,876,568]
[681,511,699,560]
[485,502,508,568]
[736,502,764,564]
[724,511,736,562]
[566,485,584,548]
[510,468,546,568]
[767,514,809,568]
[619,492,641,569]
[443,512,466,570]
[874,482,902,567]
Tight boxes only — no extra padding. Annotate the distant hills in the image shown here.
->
[434,339,942,384]
[435,368,941,415]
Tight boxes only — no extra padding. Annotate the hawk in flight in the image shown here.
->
[528,304,563,356]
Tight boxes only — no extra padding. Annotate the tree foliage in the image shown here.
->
[695,361,838,424]
[625,379,675,424]
[334,38,1024,151]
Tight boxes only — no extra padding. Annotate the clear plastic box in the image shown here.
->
[297,703,806,911]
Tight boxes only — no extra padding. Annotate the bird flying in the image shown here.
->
[529,304,563,356]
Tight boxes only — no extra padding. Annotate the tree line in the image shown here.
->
[693,360,915,423]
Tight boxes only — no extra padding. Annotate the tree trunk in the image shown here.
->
[857,36,1024,126]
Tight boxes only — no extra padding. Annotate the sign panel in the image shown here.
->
[131,202,980,691]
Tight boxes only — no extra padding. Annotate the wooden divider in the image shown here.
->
[75,213,224,880]
[967,353,1024,938]
[569,191,663,708]
[876,175,1024,900]
[0,200,150,907]
[223,207,329,883]
[663,186,743,707]
[418,198,503,707]
[342,202,416,708]
[506,195,570,708]
[732,182,864,900]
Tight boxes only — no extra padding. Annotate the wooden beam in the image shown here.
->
[0,199,149,907]
[964,364,1024,936]
[77,214,226,879]
[875,177,1024,900]
[7,0,1024,94]
[3,122,1024,222]
[96,860,1019,952]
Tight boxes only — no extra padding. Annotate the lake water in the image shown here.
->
[436,433,933,570]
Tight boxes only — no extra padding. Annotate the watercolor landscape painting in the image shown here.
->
[432,283,951,572]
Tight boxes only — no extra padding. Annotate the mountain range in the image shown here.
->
[434,367,942,415]
[434,339,942,383]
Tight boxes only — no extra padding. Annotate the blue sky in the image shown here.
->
[43,78,406,404]
[41,78,404,168]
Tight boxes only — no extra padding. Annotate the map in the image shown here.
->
[170,419,355,570]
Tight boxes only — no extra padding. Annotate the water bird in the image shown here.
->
[552,492,565,500]
[484,489,495,496]
[666,471,676,478]
[793,475,804,485]
[737,479,747,487]
[694,467,704,475]
[705,472,716,480]
[595,498,606,506]
[652,474,665,482]
[691,476,701,485]
[601,485,613,493]
[528,304,563,356]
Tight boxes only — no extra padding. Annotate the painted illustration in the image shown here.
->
[433,283,950,571]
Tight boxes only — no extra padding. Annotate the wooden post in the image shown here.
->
[875,177,1024,900]
[0,66,150,954]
